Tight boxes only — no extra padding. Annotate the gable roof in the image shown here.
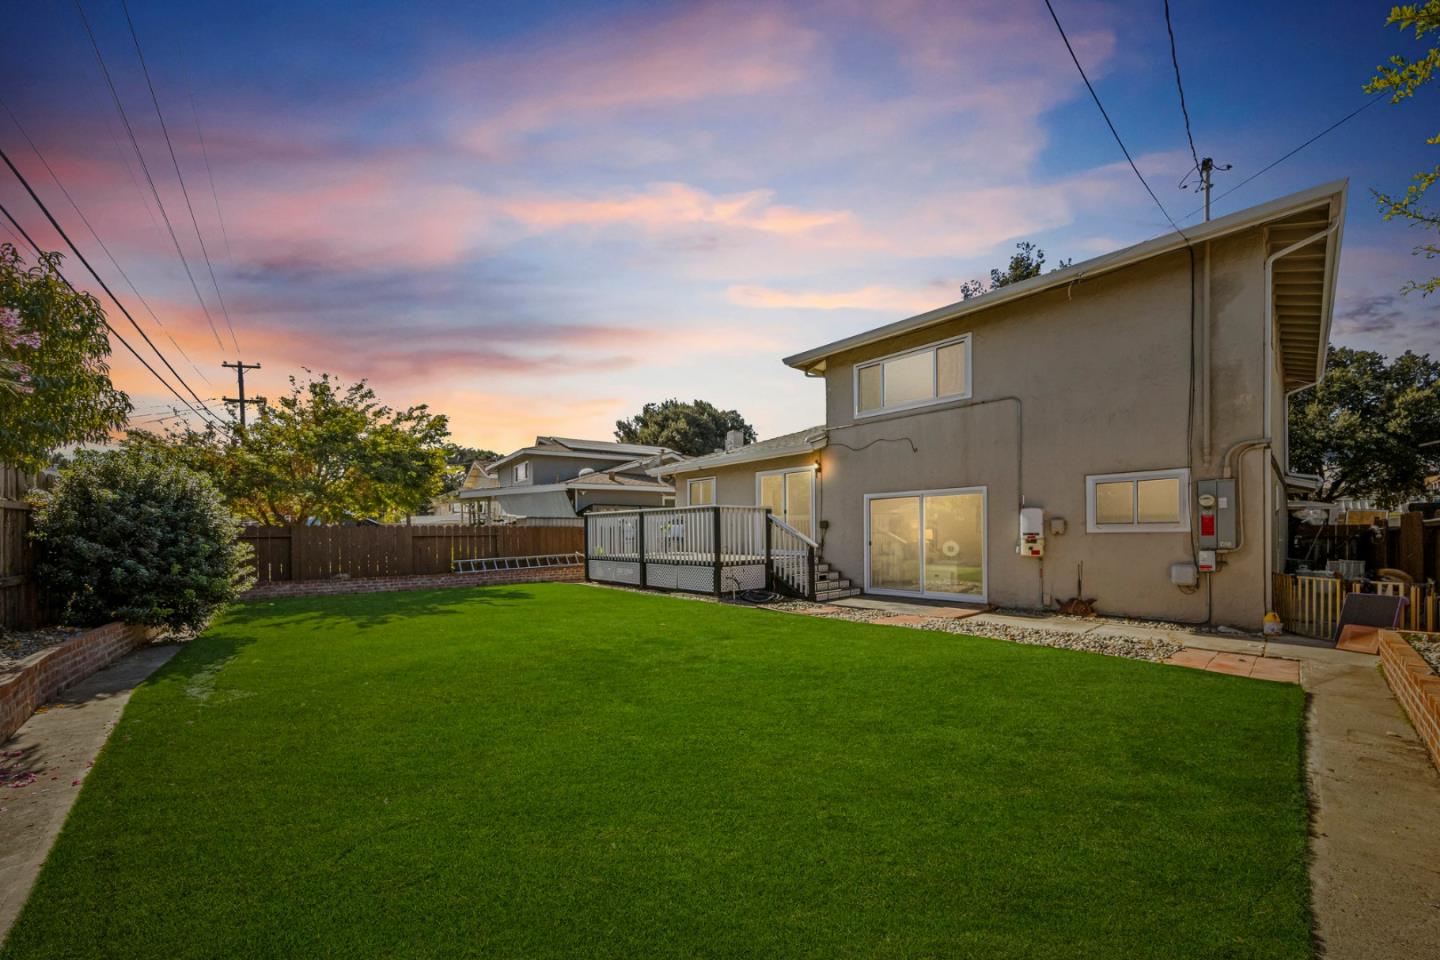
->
[488,437,680,471]
[783,180,1347,391]
[651,427,827,476]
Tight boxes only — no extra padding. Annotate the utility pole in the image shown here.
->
[222,360,265,436]
[1198,157,1231,221]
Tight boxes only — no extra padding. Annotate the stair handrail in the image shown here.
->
[767,514,818,548]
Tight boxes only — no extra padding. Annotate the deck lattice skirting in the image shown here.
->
[1,622,161,743]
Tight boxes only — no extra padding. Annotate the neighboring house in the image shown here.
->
[460,438,682,520]
[412,460,499,525]
[655,181,1346,628]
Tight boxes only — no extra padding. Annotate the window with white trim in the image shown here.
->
[513,462,530,483]
[687,477,716,506]
[855,334,970,416]
[1086,468,1190,533]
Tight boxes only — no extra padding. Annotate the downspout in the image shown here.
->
[1218,220,1338,612]
[1200,242,1212,463]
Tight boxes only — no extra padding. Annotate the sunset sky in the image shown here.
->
[2,0,1436,451]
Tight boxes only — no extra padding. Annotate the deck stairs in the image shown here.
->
[813,558,860,602]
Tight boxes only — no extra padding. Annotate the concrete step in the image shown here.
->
[816,563,832,574]
[816,587,860,601]
[818,570,840,581]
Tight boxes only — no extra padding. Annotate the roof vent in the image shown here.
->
[577,467,596,476]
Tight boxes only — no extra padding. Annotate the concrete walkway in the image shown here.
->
[0,644,181,939]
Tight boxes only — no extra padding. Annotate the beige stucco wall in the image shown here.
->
[670,452,821,508]
[810,228,1277,628]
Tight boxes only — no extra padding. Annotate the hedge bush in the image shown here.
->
[34,448,253,630]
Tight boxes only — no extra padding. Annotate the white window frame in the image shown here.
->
[754,465,817,537]
[513,462,530,483]
[686,477,717,506]
[1085,468,1190,533]
[862,486,988,602]
[853,333,972,419]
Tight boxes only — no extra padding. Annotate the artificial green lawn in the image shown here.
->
[2,584,1310,959]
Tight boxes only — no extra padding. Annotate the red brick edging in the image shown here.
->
[240,565,584,601]
[1,622,161,743]
[1378,629,1440,772]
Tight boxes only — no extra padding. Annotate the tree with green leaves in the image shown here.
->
[128,372,450,524]
[33,447,252,630]
[0,245,130,470]
[960,241,1072,300]
[1288,346,1440,506]
[615,399,755,456]
[1366,1,1440,295]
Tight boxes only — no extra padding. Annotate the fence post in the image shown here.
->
[288,525,303,582]
[712,506,722,598]
[807,543,817,601]
[763,508,773,592]
[637,513,647,589]
[582,513,591,583]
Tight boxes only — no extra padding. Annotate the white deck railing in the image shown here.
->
[585,506,816,599]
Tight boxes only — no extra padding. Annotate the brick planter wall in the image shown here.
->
[0,622,161,743]
[240,565,584,601]
[1378,629,1440,772]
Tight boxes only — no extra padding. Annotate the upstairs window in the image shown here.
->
[1086,469,1189,533]
[855,334,970,416]
[513,462,530,483]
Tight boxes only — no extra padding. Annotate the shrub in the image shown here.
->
[33,448,254,630]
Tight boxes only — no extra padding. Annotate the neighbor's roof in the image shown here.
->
[783,180,1347,391]
[651,427,827,477]
[488,437,679,471]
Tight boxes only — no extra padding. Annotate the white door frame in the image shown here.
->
[755,465,817,536]
[863,486,988,602]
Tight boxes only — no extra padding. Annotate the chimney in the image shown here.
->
[724,429,746,452]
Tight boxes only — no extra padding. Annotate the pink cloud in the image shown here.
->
[500,182,851,236]
[728,283,963,314]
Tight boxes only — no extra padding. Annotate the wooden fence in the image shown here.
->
[0,465,50,630]
[1273,572,1438,640]
[239,522,583,584]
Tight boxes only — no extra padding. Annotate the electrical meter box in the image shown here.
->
[1018,507,1044,558]
[1195,479,1237,551]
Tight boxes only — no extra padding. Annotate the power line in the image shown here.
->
[1181,93,1387,221]
[0,95,212,386]
[0,144,226,426]
[1042,0,1183,234]
[119,0,241,355]
[0,199,221,429]
[178,43,234,263]
[1163,0,1201,177]
[70,0,227,352]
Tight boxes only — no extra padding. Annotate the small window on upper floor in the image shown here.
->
[854,334,970,417]
[513,462,530,483]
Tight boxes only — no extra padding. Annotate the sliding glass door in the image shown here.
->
[758,467,816,539]
[866,488,985,601]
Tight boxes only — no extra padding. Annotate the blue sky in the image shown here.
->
[1,0,1436,449]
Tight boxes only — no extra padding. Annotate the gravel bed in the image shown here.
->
[1404,633,1440,674]
[921,617,1182,662]
[0,626,84,672]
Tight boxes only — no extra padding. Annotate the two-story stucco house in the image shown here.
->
[654,182,1345,628]
[461,437,683,520]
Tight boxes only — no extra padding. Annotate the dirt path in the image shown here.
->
[0,644,181,940]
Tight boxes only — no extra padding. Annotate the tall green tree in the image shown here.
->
[129,372,450,524]
[0,245,130,470]
[1366,1,1440,295]
[1288,346,1440,505]
[960,242,1072,300]
[615,399,755,456]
